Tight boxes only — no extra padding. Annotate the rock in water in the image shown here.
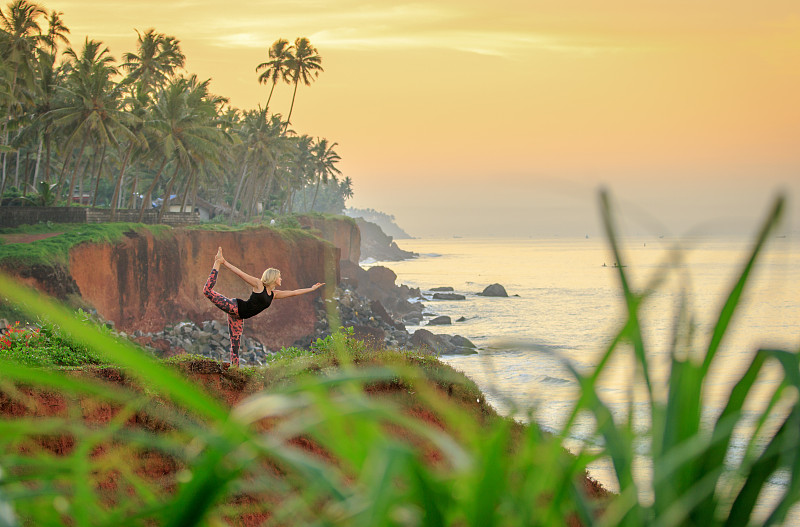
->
[449,335,476,349]
[427,316,452,325]
[410,329,451,355]
[478,283,508,297]
[430,286,454,292]
[432,292,466,300]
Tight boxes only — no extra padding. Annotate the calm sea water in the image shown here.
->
[366,235,800,523]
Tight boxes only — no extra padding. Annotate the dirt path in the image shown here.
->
[0,232,63,244]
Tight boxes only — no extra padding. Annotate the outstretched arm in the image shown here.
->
[216,247,263,292]
[273,282,325,300]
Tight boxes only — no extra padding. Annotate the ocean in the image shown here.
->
[365,235,800,523]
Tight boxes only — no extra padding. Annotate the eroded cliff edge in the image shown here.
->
[9,226,340,350]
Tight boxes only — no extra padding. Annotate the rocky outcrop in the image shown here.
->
[297,215,360,265]
[6,227,340,351]
[356,218,417,262]
[339,261,421,321]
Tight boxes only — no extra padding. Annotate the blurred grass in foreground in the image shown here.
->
[0,191,797,526]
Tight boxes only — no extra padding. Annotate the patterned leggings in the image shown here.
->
[203,268,244,367]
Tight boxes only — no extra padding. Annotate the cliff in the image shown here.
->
[6,227,339,350]
[296,214,360,264]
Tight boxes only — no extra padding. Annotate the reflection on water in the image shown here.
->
[373,236,800,523]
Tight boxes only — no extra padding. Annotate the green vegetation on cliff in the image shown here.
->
[0,223,170,266]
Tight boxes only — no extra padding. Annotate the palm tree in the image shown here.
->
[283,37,323,131]
[309,137,341,211]
[230,108,289,222]
[0,0,46,202]
[114,29,184,217]
[139,75,227,222]
[52,38,134,206]
[41,8,68,54]
[30,10,68,185]
[121,29,184,94]
[283,134,312,213]
[255,38,291,112]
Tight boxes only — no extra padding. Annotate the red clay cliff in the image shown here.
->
[62,227,340,350]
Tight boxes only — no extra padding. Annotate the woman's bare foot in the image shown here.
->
[213,247,225,270]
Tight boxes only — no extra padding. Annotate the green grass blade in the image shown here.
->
[724,412,797,527]
[653,358,704,517]
[599,190,654,403]
[701,196,784,376]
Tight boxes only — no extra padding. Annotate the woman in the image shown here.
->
[203,247,324,366]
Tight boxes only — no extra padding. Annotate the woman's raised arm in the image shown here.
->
[273,282,325,300]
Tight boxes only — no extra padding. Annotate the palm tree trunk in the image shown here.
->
[128,170,139,210]
[91,143,107,207]
[54,142,75,200]
[20,151,29,197]
[179,170,193,212]
[310,174,323,212]
[44,129,52,183]
[265,81,277,112]
[65,136,89,208]
[191,176,199,216]
[33,136,43,185]
[263,164,277,213]
[110,142,134,220]
[284,78,300,132]
[229,158,249,224]
[158,163,180,222]
[14,150,21,189]
[138,158,168,222]
[78,155,93,206]
[79,148,98,207]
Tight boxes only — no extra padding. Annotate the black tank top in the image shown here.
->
[236,289,274,319]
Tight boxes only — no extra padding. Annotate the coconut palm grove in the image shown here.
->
[0,0,353,220]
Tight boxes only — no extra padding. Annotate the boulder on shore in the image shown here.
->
[410,329,478,355]
[477,283,508,297]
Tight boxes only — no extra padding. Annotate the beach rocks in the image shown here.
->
[410,329,477,355]
[477,283,508,297]
[340,262,421,318]
[128,319,273,366]
[432,292,466,300]
[427,315,452,326]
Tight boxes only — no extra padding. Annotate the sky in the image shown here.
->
[42,0,800,238]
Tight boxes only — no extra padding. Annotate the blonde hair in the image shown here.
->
[261,268,281,289]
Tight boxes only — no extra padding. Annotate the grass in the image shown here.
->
[0,191,798,526]
[0,223,171,267]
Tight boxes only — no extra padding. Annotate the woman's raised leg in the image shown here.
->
[203,268,239,315]
[227,314,244,366]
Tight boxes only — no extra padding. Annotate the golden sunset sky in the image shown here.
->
[47,0,800,237]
